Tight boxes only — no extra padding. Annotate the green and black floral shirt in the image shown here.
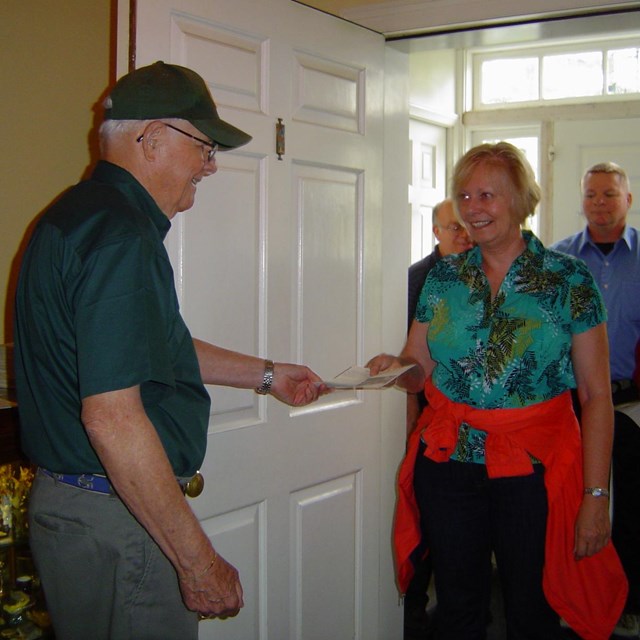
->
[416,230,606,463]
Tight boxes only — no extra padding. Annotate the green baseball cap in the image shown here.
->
[103,61,252,151]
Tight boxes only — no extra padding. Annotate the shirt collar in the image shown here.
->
[579,225,632,253]
[92,160,172,240]
[463,229,542,268]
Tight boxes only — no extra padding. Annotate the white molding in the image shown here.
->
[463,99,640,126]
[409,104,458,127]
[340,0,640,36]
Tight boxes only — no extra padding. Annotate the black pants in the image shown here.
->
[414,443,562,640]
[612,403,640,613]
[574,384,640,614]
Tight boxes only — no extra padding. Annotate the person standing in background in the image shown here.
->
[404,199,473,638]
[553,161,640,638]
[407,199,475,355]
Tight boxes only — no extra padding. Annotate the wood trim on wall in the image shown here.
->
[129,0,137,71]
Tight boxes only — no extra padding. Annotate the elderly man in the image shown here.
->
[404,198,473,636]
[407,199,474,334]
[553,161,639,637]
[14,61,326,640]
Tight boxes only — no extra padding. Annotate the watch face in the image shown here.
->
[586,487,609,497]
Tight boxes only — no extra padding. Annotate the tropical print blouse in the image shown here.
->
[415,230,606,463]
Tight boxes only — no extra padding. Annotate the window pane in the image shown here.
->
[608,48,640,94]
[481,58,538,104]
[542,51,603,99]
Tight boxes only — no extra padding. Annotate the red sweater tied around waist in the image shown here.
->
[394,378,627,640]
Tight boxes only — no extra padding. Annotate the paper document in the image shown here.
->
[325,364,415,389]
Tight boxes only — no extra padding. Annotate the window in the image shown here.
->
[542,51,602,99]
[608,47,640,94]
[481,58,538,104]
[473,37,640,108]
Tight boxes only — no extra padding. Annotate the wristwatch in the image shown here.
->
[584,487,610,498]
[255,359,274,395]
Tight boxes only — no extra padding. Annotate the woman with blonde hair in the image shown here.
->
[369,142,627,639]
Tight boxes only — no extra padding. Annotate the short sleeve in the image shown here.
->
[73,235,176,400]
[567,258,607,334]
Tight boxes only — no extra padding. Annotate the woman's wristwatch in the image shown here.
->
[584,487,610,498]
[255,359,275,395]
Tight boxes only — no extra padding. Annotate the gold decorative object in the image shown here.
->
[0,464,34,544]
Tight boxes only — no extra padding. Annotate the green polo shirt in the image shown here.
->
[14,161,210,476]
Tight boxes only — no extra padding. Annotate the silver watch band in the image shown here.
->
[584,487,610,498]
[255,359,274,395]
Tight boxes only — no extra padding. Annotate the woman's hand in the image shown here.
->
[574,495,611,559]
[366,353,402,375]
[366,353,426,393]
[571,324,614,560]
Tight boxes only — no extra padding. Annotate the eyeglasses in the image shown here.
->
[136,123,218,162]
[163,123,218,161]
[438,223,465,233]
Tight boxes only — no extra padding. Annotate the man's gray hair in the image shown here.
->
[99,119,147,154]
[432,198,452,227]
[582,161,631,192]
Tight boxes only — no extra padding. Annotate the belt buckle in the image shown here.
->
[77,474,98,491]
[185,471,204,498]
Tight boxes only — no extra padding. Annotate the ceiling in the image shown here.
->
[293,0,640,40]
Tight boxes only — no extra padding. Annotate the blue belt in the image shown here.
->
[40,468,197,496]
[40,468,113,494]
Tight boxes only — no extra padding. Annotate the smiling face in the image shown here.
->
[582,171,632,242]
[454,162,522,251]
[152,121,218,219]
[433,200,474,256]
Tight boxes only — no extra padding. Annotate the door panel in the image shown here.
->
[168,153,265,430]
[551,118,640,243]
[294,163,361,397]
[126,1,400,638]
[409,119,447,262]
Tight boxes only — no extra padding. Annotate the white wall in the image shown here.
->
[409,49,456,118]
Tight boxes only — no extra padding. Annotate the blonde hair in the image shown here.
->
[451,142,541,225]
[581,161,631,192]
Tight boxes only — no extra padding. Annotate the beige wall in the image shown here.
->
[1,0,112,341]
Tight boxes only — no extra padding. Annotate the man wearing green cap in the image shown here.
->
[14,61,327,640]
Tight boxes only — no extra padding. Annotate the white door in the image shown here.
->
[120,1,405,639]
[551,118,640,243]
[409,119,448,263]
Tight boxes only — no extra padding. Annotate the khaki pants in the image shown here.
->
[28,470,198,640]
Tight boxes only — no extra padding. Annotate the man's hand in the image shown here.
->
[270,363,329,406]
[179,551,244,620]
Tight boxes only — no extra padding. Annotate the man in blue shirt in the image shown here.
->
[553,161,639,636]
